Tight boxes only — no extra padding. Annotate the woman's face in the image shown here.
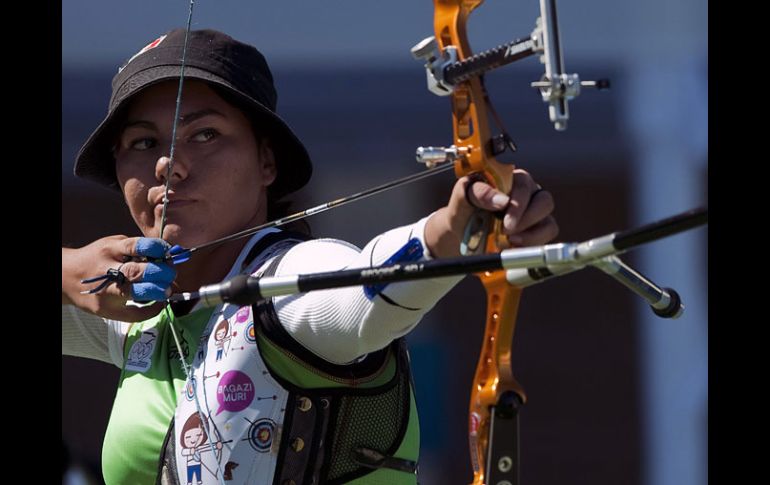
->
[114,80,276,248]
[183,426,204,448]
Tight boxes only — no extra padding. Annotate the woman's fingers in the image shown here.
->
[87,237,177,302]
[427,169,558,259]
[500,170,539,233]
[131,282,173,302]
[465,177,511,213]
[463,169,557,246]
[511,187,555,235]
[132,237,172,259]
[507,215,559,247]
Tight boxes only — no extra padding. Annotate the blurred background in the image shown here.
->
[62,1,707,484]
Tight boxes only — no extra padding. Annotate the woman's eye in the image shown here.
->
[128,138,156,151]
[191,129,218,143]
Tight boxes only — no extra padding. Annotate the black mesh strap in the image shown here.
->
[155,420,178,485]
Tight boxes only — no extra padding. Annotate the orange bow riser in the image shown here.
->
[432,1,528,484]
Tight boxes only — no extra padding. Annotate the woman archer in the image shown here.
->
[61,28,558,485]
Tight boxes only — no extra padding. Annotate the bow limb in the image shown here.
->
[433,2,527,484]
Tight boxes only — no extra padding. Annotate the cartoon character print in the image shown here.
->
[197,330,211,362]
[179,413,223,485]
[173,236,306,483]
[213,319,231,362]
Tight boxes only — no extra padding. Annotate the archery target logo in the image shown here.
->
[244,322,256,344]
[184,377,197,401]
[248,419,275,453]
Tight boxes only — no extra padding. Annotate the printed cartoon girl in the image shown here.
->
[213,320,231,362]
[180,413,222,485]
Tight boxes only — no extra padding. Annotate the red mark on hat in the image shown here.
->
[119,34,168,72]
[143,36,166,52]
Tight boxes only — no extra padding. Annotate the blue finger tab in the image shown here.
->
[143,262,177,284]
[363,238,424,300]
[168,245,191,265]
[135,238,172,259]
[131,282,170,302]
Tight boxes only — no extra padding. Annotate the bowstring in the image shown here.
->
[159,1,227,483]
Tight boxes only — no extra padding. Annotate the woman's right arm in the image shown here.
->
[62,236,174,366]
[61,304,130,367]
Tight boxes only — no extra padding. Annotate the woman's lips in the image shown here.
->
[154,199,195,216]
[164,199,194,208]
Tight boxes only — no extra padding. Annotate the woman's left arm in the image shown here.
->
[270,169,557,365]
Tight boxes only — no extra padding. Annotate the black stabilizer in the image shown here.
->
[652,288,682,319]
[221,274,263,305]
[614,208,707,251]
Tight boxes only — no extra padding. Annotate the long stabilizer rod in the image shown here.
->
[170,208,707,317]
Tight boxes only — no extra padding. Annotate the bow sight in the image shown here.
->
[411,0,609,131]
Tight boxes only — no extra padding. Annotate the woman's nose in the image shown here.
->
[155,153,189,185]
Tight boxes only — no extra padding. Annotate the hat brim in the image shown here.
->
[74,65,312,200]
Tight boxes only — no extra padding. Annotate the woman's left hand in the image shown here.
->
[425,168,559,259]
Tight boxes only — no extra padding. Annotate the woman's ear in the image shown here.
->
[258,138,278,188]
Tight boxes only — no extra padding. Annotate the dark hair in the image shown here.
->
[215,319,230,337]
[180,413,209,448]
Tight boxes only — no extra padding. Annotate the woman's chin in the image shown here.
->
[148,226,206,248]
[145,221,254,251]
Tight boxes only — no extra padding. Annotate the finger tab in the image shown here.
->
[135,237,171,259]
[143,262,177,284]
[131,282,169,302]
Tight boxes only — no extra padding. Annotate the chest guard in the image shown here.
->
[157,232,420,485]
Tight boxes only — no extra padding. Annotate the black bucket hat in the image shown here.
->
[74,28,312,200]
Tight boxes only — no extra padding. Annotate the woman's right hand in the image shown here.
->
[62,236,177,322]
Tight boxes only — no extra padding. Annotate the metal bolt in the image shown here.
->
[290,437,305,452]
[498,455,513,472]
[411,36,438,60]
[297,396,312,412]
